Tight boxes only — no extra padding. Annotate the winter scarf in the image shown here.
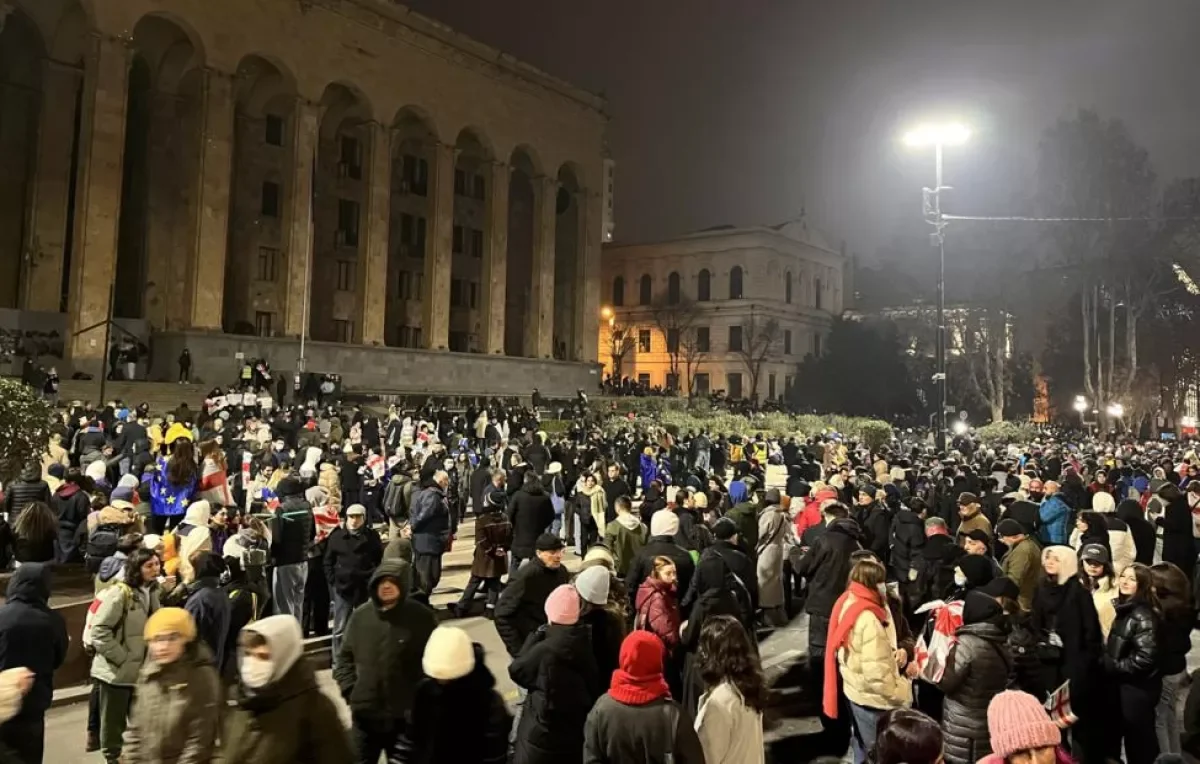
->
[608,631,671,705]
[823,581,889,719]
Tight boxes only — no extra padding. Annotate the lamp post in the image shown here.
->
[1106,402,1125,433]
[904,122,970,453]
[1073,395,1088,429]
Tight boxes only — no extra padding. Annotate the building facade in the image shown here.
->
[600,219,846,401]
[0,0,610,394]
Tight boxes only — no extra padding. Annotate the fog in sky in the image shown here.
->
[400,1,1200,260]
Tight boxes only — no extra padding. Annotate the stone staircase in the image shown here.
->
[55,379,208,415]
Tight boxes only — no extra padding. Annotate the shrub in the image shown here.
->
[975,421,1040,445]
[0,379,54,483]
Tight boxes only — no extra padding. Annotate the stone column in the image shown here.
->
[576,187,603,363]
[358,121,391,345]
[187,68,234,330]
[482,161,509,355]
[524,175,557,359]
[23,60,82,313]
[282,98,319,338]
[422,141,454,351]
[66,33,131,379]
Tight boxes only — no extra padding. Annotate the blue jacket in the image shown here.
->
[639,453,658,494]
[1038,495,1072,545]
[410,485,451,556]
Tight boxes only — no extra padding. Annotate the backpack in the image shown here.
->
[702,547,754,626]
[85,523,124,575]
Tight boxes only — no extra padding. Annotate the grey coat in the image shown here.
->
[89,581,160,686]
[755,506,790,609]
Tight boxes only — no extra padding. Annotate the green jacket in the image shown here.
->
[124,642,221,764]
[726,501,760,553]
[89,581,160,686]
[219,659,353,764]
[604,517,649,578]
[332,559,437,719]
[1002,536,1043,611]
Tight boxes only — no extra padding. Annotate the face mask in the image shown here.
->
[954,572,967,587]
[240,656,275,689]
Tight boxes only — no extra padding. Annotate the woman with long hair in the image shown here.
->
[150,430,199,534]
[9,502,57,565]
[871,708,944,764]
[1071,511,1111,556]
[1078,543,1117,638]
[694,615,766,764]
[635,556,682,653]
[1150,562,1193,755]
[1104,563,1162,764]
[195,439,233,509]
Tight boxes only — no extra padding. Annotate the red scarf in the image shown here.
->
[823,581,889,719]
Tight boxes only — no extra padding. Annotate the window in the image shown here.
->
[398,270,414,300]
[260,181,280,217]
[399,213,426,256]
[264,115,284,147]
[398,325,423,348]
[256,247,279,282]
[667,328,680,353]
[339,135,362,180]
[612,277,625,307]
[666,373,679,391]
[784,330,792,355]
[694,373,710,396]
[337,199,359,247]
[697,269,711,301]
[768,373,777,401]
[639,274,652,305]
[254,311,274,337]
[469,281,478,309]
[728,325,743,352]
[472,174,486,200]
[785,271,793,304]
[402,154,429,196]
[637,373,651,387]
[815,277,823,310]
[470,229,484,259]
[333,319,353,343]
[449,331,470,352]
[452,225,464,254]
[727,373,743,399]
[729,266,744,299]
[696,327,710,352]
[450,278,465,308]
[667,272,681,304]
[335,260,355,292]
[814,332,822,357]
[454,169,466,196]
[638,329,652,353]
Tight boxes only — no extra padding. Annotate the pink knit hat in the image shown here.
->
[987,691,1061,758]
[544,584,580,625]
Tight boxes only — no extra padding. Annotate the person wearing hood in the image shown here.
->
[756,488,791,622]
[324,503,382,659]
[604,495,648,578]
[508,471,555,570]
[182,551,231,668]
[221,549,270,680]
[0,563,67,763]
[1037,481,1072,545]
[451,490,512,619]
[1088,490,1135,575]
[3,462,49,520]
[583,630,706,764]
[334,558,436,761]
[1117,498,1155,565]
[938,591,1013,764]
[222,615,354,763]
[509,584,601,764]
[723,480,758,554]
[996,519,1040,612]
[298,445,323,480]
[411,626,512,763]
[270,477,314,619]
[1070,511,1111,559]
[95,532,144,595]
[50,468,92,563]
[410,470,453,595]
[1158,483,1195,582]
[123,608,221,764]
[624,510,695,614]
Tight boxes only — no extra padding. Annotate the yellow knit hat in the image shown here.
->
[165,423,192,445]
[144,607,197,643]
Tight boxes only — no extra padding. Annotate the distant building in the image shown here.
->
[599,217,848,400]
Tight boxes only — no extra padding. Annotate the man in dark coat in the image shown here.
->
[182,551,232,669]
[409,471,452,594]
[494,534,569,657]
[0,563,67,764]
[602,464,631,525]
[681,518,757,624]
[452,491,513,619]
[507,473,555,570]
[270,477,314,619]
[324,504,383,659]
[50,471,91,563]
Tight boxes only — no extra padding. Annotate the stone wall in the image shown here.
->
[148,330,602,397]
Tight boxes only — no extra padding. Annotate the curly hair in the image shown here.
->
[697,614,767,711]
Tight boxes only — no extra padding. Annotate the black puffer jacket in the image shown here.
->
[939,621,1012,764]
[410,644,511,764]
[507,483,554,560]
[888,509,925,582]
[494,556,570,657]
[1104,599,1160,686]
[508,623,600,764]
[794,518,863,617]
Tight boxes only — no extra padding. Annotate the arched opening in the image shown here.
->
[697,268,711,302]
[449,128,492,353]
[224,54,296,336]
[553,164,582,360]
[0,9,45,308]
[667,271,681,304]
[115,14,206,328]
[311,82,372,343]
[504,147,539,356]
[639,274,652,305]
[729,266,743,300]
[612,276,624,307]
[387,107,436,348]
[785,271,793,304]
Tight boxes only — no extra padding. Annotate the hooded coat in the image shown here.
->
[494,556,570,657]
[123,640,221,764]
[409,644,511,764]
[938,594,1012,764]
[794,518,863,618]
[220,615,354,764]
[184,552,232,668]
[0,564,67,717]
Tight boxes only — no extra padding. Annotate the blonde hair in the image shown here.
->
[651,556,676,579]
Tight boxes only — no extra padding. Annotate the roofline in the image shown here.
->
[346,0,609,116]
[607,224,843,258]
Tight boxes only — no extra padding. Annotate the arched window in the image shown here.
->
[729,266,743,300]
[814,277,823,310]
[785,271,793,304]
[612,276,625,307]
[697,269,711,301]
[639,274,652,305]
[667,272,681,304]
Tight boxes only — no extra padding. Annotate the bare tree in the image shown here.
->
[650,294,700,392]
[734,313,781,402]
[607,324,634,381]
[677,326,708,400]
[957,307,1011,423]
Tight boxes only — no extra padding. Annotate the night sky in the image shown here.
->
[400,1,1200,261]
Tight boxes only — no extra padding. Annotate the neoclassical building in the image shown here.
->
[0,0,610,394]
[600,219,847,401]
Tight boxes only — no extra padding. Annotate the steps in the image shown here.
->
[55,380,208,415]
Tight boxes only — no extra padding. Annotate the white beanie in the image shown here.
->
[574,565,611,605]
[85,460,107,482]
[1092,491,1116,513]
[422,626,476,681]
[650,509,680,538]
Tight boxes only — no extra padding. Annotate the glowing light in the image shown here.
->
[1106,403,1125,418]
[903,123,970,148]
[952,420,969,436]
[1073,395,1088,413]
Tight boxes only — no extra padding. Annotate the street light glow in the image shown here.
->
[1073,395,1088,413]
[952,420,969,436]
[903,122,970,148]
[1106,402,1125,418]
[600,306,613,319]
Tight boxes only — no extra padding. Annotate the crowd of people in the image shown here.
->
[0,381,1196,764]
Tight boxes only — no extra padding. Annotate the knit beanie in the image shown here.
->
[987,690,1062,758]
[582,545,615,570]
[544,584,580,625]
[1092,491,1116,513]
[144,607,197,643]
[422,626,476,681]
[574,566,611,606]
[649,509,680,538]
[85,460,107,482]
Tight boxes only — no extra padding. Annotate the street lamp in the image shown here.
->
[1073,395,1088,428]
[1106,402,1125,419]
[904,121,970,453]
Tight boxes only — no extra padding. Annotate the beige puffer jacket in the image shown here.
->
[836,592,912,711]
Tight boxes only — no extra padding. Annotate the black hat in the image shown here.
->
[978,576,1020,600]
[962,590,1003,626]
[713,518,738,541]
[1080,543,1111,565]
[957,492,980,506]
[535,533,565,552]
[963,528,991,544]
[995,518,1026,538]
